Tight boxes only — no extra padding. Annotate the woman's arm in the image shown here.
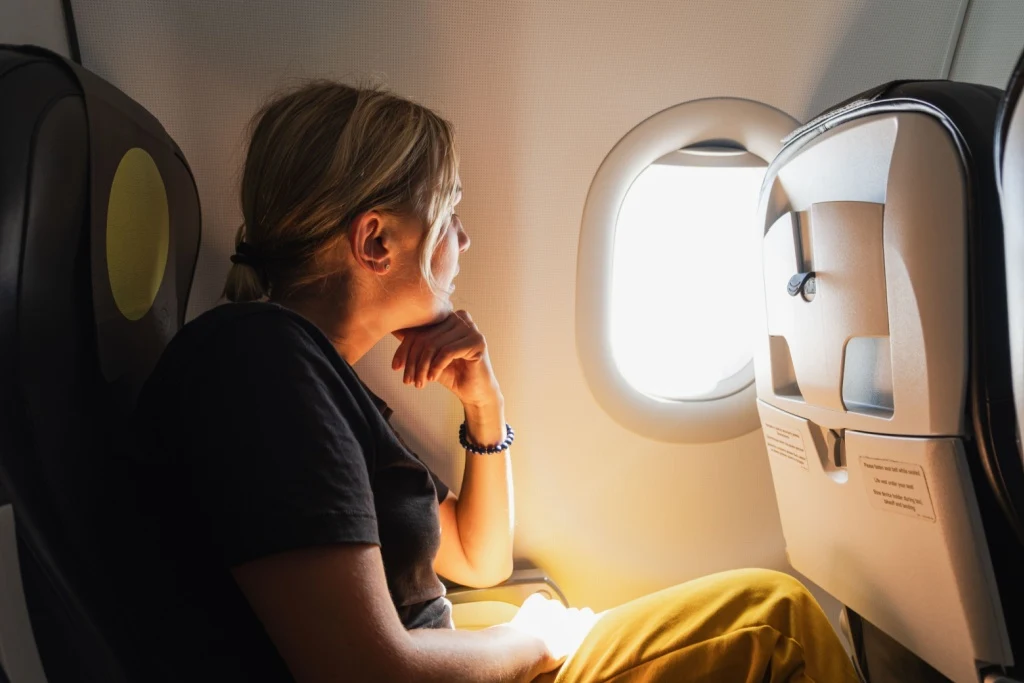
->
[434,396,514,587]
[394,311,515,587]
[233,543,555,683]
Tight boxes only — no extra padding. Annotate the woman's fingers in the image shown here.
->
[391,311,487,388]
[426,322,485,380]
[427,332,483,382]
[402,318,458,386]
[426,310,484,381]
[508,593,603,664]
[391,326,423,373]
[411,331,443,387]
[391,335,408,372]
[406,331,436,386]
[512,592,554,624]
[416,327,465,386]
[393,316,453,372]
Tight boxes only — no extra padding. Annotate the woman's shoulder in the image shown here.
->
[177,302,329,357]
[138,302,381,432]
[189,300,314,335]
[147,302,342,395]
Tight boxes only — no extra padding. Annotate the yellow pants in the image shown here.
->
[537,568,859,683]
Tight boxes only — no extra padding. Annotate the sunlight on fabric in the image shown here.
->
[611,161,765,400]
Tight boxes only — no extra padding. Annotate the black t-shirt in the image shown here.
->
[128,302,452,681]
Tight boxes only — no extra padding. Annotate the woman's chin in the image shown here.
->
[431,298,454,323]
[404,300,453,329]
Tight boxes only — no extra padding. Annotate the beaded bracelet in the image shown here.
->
[459,422,515,454]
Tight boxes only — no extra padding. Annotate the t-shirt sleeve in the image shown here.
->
[183,315,379,567]
[429,468,449,504]
[387,424,449,504]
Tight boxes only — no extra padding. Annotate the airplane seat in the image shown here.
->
[754,76,1024,682]
[0,45,201,682]
[997,49,1024,485]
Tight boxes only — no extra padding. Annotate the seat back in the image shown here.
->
[754,80,1024,682]
[0,45,200,681]
[998,49,1024,484]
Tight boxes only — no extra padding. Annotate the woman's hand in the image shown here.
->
[392,310,501,408]
[505,593,599,674]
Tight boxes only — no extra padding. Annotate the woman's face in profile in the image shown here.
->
[434,186,468,293]
[388,182,469,329]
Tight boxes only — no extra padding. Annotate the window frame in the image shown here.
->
[576,98,797,443]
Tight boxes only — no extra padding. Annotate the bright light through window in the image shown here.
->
[610,155,766,401]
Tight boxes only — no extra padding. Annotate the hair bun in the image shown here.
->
[230,240,262,267]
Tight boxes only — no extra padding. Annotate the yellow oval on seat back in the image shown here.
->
[106,147,169,321]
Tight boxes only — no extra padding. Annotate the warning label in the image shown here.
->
[861,457,935,521]
[764,423,808,470]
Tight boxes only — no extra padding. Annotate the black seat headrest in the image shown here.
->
[0,45,201,682]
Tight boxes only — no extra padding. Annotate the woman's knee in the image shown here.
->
[732,568,811,599]
[706,568,821,631]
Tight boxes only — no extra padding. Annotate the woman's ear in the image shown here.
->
[349,211,392,275]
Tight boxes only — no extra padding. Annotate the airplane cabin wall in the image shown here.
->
[0,0,69,57]
[949,0,1024,87]
[61,0,1024,611]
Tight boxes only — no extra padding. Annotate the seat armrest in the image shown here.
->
[443,566,568,607]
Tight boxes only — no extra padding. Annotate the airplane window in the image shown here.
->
[610,148,766,401]
[576,98,797,443]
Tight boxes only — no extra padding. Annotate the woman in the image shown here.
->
[134,82,859,682]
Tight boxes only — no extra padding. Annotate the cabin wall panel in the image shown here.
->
[1,0,69,57]
[949,0,1024,87]
[73,0,968,611]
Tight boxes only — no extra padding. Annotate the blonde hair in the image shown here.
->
[223,82,460,302]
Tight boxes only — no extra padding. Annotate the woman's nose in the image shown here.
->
[457,219,470,253]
